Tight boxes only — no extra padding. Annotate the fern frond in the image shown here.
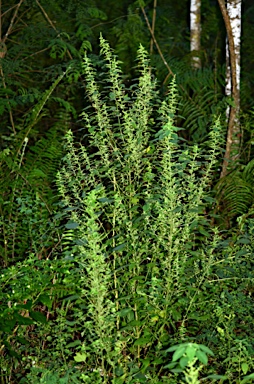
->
[214,163,254,223]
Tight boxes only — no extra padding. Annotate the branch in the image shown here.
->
[150,0,157,55]
[140,5,174,79]
[36,0,73,60]
[2,0,23,43]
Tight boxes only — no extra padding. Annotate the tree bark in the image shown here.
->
[190,0,201,69]
[218,0,241,178]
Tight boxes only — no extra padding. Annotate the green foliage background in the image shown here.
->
[0,0,253,383]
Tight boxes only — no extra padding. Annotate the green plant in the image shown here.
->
[55,36,233,382]
[1,35,253,384]
[163,342,223,384]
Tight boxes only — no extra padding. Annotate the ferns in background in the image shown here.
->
[0,73,68,266]
[214,158,254,228]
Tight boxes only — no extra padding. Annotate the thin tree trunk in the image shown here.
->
[190,0,201,69]
[218,0,241,178]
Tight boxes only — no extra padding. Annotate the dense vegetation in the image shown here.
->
[0,1,253,383]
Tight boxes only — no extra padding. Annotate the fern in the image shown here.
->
[0,72,68,266]
[214,159,254,226]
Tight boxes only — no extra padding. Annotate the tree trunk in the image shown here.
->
[190,0,201,69]
[218,0,242,178]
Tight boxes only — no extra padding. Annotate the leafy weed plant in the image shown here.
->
[55,36,253,382]
[1,37,253,383]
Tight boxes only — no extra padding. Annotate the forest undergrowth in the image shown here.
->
[0,37,253,384]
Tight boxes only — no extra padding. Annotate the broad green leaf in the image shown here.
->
[240,373,254,384]
[172,346,186,362]
[199,344,214,356]
[65,221,79,229]
[185,344,196,361]
[38,294,52,308]
[241,363,249,375]
[30,311,47,324]
[179,356,189,368]
[196,350,208,365]
[74,353,87,362]
[15,313,34,326]
[165,345,182,353]
[134,337,150,346]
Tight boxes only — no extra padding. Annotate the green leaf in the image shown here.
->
[38,294,52,308]
[140,358,150,371]
[29,311,47,324]
[15,314,34,326]
[196,350,208,365]
[199,345,214,356]
[74,353,87,362]
[112,243,126,252]
[134,337,150,346]
[16,336,29,345]
[66,340,81,348]
[172,347,186,362]
[199,228,210,237]
[205,374,227,381]
[185,344,196,361]
[116,308,133,317]
[241,363,249,375]
[240,373,254,384]
[236,237,250,244]
[109,92,116,100]
[65,221,79,229]
[165,345,181,353]
[179,356,189,368]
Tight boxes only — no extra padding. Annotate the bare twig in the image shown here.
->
[150,0,157,55]
[1,4,18,18]
[36,0,73,60]
[140,5,174,79]
[3,0,23,43]
[0,0,24,134]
